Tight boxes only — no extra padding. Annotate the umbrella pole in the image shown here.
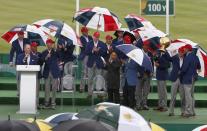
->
[97,14,101,31]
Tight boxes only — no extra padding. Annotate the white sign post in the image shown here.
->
[74,0,80,55]
[16,65,40,114]
[166,0,170,35]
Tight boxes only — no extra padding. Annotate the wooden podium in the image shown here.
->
[16,65,40,114]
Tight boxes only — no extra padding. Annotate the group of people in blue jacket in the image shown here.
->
[9,27,201,118]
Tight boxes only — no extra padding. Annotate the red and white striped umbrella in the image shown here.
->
[33,19,81,46]
[167,39,207,77]
[192,125,207,131]
[1,24,48,46]
[74,7,122,32]
[125,14,166,43]
[138,28,166,42]
[125,14,157,31]
[167,39,198,56]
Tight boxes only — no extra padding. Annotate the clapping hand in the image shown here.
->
[155,62,160,67]
[93,47,100,53]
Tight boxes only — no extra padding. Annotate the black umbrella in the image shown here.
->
[52,119,117,131]
[123,30,136,42]
[0,120,40,131]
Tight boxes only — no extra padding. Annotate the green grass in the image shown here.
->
[0,0,207,53]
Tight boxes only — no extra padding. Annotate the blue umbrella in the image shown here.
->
[116,44,153,72]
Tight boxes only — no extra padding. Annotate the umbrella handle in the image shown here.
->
[97,14,101,31]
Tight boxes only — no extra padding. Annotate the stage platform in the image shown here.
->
[0,76,206,131]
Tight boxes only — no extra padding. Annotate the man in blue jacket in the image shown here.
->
[123,58,141,109]
[9,31,29,95]
[9,31,29,66]
[168,47,185,116]
[79,27,93,92]
[111,29,126,60]
[154,50,170,112]
[41,39,61,109]
[136,42,153,111]
[16,44,38,65]
[180,44,201,117]
[85,31,107,97]
[57,35,76,75]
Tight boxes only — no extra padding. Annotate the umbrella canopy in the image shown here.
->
[74,7,122,32]
[0,120,40,131]
[52,119,116,131]
[44,112,78,126]
[1,24,48,46]
[122,29,136,42]
[33,19,81,46]
[76,102,151,131]
[196,47,207,77]
[138,28,166,43]
[166,39,198,56]
[192,125,207,131]
[167,39,207,77]
[114,28,129,37]
[124,14,157,31]
[26,118,52,131]
[116,44,153,72]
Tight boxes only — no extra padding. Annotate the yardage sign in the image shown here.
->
[140,0,175,16]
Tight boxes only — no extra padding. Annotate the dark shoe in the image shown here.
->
[51,105,56,110]
[37,105,42,110]
[169,113,175,116]
[159,107,168,112]
[135,107,143,111]
[153,107,162,110]
[143,105,149,110]
[43,104,50,109]
[182,114,193,118]
[79,88,83,93]
[180,113,184,116]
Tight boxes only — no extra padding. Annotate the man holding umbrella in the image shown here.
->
[9,31,29,66]
[57,35,76,76]
[122,35,142,109]
[9,31,29,95]
[168,46,185,116]
[136,42,153,111]
[154,40,171,112]
[41,39,61,109]
[180,44,201,117]
[85,31,107,98]
[79,27,93,93]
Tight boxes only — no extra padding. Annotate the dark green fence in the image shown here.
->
[0,53,82,79]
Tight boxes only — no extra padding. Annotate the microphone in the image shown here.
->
[23,54,29,64]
